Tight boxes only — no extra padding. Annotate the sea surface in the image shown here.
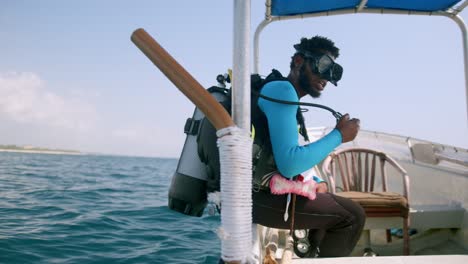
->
[0,152,221,264]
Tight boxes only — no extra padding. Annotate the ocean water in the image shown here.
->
[0,152,221,264]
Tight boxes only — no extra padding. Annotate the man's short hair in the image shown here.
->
[290,36,340,69]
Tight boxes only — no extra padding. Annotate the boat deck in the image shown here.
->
[292,255,468,264]
[264,227,468,263]
[350,228,468,256]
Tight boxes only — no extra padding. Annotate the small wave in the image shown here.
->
[0,153,221,263]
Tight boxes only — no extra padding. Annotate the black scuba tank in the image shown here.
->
[168,75,230,217]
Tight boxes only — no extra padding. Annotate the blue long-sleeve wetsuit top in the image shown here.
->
[258,80,343,179]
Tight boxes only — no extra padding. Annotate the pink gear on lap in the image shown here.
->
[269,173,317,200]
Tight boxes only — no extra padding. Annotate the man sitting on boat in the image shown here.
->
[251,36,365,258]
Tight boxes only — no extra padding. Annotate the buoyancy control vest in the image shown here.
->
[168,69,309,217]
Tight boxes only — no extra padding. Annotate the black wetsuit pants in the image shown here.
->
[252,190,366,257]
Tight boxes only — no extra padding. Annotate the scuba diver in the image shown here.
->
[171,35,365,259]
[249,36,365,258]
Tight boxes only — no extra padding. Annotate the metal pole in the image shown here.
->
[253,19,272,74]
[453,0,468,15]
[220,1,251,263]
[233,0,251,130]
[448,14,468,122]
[357,0,368,12]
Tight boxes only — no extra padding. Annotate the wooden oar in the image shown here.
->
[130,28,234,131]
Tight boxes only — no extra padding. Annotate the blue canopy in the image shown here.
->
[271,0,463,16]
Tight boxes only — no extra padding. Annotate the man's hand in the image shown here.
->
[316,182,328,193]
[336,113,360,143]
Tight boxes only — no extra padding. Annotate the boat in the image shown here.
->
[132,0,468,263]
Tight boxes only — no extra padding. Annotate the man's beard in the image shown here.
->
[299,65,321,98]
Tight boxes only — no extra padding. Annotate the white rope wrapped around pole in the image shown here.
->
[217,126,253,263]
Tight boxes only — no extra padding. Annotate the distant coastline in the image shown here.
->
[0,145,81,155]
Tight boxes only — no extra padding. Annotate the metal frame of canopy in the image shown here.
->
[252,0,468,120]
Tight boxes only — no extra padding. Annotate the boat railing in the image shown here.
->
[307,127,468,175]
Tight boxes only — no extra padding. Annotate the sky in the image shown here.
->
[1,1,467,158]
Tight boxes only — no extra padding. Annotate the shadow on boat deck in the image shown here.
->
[351,228,468,256]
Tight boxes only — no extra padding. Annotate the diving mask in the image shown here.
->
[299,50,343,86]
